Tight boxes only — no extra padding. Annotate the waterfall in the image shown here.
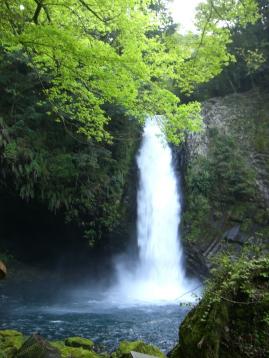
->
[112,117,195,304]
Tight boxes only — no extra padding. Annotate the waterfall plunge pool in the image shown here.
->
[0,291,193,353]
[0,117,200,353]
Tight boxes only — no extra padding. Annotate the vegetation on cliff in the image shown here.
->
[171,248,269,358]
[182,0,269,256]
[178,3,269,355]
[182,90,269,254]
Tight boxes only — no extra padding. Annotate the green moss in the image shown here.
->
[0,330,23,338]
[112,340,165,358]
[174,301,230,358]
[0,332,101,358]
[173,255,269,358]
[15,334,61,358]
[64,336,94,350]
[51,340,99,358]
[229,204,248,222]
[240,218,253,232]
[254,208,269,225]
[0,330,25,356]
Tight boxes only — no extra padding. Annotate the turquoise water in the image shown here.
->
[0,292,190,352]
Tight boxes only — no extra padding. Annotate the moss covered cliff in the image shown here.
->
[171,251,269,358]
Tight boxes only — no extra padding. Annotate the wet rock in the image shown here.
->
[0,261,7,279]
[223,225,246,245]
[112,341,165,358]
[171,258,269,358]
[183,242,209,280]
[16,334,61,358]
[224,225,240,241]
[130,352,159,358]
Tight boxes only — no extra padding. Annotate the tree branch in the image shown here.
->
[3,0,18,34]
[77,0,105,22]
[43,4,52,23]
[33,0,51,24]
[33,0,43,24]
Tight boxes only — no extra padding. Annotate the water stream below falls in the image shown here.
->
[0,294,190,352]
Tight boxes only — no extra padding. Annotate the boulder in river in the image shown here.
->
[111,341,165,358]
[51,339,101,358]
[0,330,24,357]
[0,261,7,279]
[170,256,269,358]
[15,334,61,358]
[65,336,94,350]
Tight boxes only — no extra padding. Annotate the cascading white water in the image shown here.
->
[135,117,185,299]
[112,116,195,304]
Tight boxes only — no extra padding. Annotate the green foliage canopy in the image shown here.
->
[0,0,261,244]
[0,0,259,143]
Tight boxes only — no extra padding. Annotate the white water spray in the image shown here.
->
[112,117,195,304]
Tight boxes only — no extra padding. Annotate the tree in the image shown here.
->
[0,0,259,144]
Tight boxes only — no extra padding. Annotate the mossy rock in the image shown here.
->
[172,301,230,358]
[16,334,61,358]
[65,336,94,350]
[0,330,25,357]
[112,340,165,358]
[51,340,100,358]
[0,330,23,339]
[172,257,269,358]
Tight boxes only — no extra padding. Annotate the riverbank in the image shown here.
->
[0,330,166,358]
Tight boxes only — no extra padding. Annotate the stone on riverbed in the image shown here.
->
[51,340,100,358]
[0,330,102,358]
[0,330,164,358]
[131,351,161,358]
[112,341,165,358]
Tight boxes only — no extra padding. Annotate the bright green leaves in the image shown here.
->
[177,0,260,94]
[164,102,202,144]
[239,48,267,74]
[196,0,259,30]
[1,0,153,141]
[174,30,234,94]
[0,0,260,144]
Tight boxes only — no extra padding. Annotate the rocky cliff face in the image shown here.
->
[182,89,269,275]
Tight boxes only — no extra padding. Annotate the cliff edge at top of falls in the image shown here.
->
[181,88,269,278]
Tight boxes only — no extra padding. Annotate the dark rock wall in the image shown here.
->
[182,89,269,275]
